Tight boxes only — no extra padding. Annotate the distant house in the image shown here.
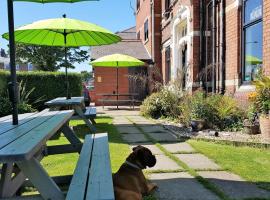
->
[90,27,153,105]
[0,49,35,72]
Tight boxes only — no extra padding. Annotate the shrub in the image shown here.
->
[207,94,245,131]
[0,70,82,110]
[140,88,180,119]
[251,72,270,116]
[0,96,35,117]
[179,91,244,131]
[0,97,12,117]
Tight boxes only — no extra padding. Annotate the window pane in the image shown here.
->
[244,21,262,81]
[245,0,262,24]
[144,20,148,41]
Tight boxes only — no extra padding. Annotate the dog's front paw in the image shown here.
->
[148,183,158,193]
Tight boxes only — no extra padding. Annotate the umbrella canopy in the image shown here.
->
[2,17,121,47]
[90,54,145,67]
[14,0,96,2]
[6,0,99,125]
[3,16,121,100]
[246,55,262,65]
[90,54,145,109]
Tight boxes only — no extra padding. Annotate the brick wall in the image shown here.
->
[91,67,129,105]
[136,0,162,83]
[263,0,270,76]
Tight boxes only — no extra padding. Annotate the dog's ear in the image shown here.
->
[132,145,143,152]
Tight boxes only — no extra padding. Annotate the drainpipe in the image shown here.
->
[200,0,205,88]
[220,0,226,94]
[151,0,155,65]
[212,0,217,94]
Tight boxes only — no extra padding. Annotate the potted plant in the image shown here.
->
[251,72,270,139]
[243,105,260,135]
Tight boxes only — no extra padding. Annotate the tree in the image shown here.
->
[81,71,93,82]
[15,44,89,71]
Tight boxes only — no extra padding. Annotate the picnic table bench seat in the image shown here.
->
[66,133,114,200]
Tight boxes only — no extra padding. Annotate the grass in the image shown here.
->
[128,118,230,200]
[41,116,130,176]
[34,116,153,199]
[188,140,270,191]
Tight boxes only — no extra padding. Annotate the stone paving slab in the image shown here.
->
[147,155,182,171]
[175,154,221,170]
[148,132,178,142]
[149,172,220,200]
[198,171,270,199]
[132,120,155,125]
[116,126,141,134]
[139,125,167,133]
[112,118,133,125]
[162,142,196,153]
[122,133,149,143]
[130,143,164,155]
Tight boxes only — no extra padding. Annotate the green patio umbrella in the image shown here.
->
[3,15,121,100]
[6,0,98,125]
[90,54,145,108]
[246,55,262,65]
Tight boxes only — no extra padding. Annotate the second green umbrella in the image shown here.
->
[3,15,121,99]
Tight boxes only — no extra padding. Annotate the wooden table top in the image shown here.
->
[0,109,74,162]
[45,97,84,106]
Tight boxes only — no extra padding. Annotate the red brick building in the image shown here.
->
[91,27,152,105]
[136,0,268,101]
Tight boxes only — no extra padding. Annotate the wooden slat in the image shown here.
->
[86,133,114,200]
[0,110,56,150]
[0,111,47,135]
[85,107,96,116]
[0,110,74,162]
[66,135,94,200]
[45,97,83,106]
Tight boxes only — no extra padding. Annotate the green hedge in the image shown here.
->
[0,70,82,110]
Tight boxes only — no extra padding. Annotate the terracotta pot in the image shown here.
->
[191,119,205,131]
[259,116,270,139]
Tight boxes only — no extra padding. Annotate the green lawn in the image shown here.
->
[41,116,130,176]
[188,140,270,190]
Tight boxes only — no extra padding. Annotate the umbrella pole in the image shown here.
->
[65,46,70,99]
[63,15,70,100]
[7,0,18,125]
[116,64,119,109]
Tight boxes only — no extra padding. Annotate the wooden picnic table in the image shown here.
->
[45,97,96,133]
[0,109,79,199]
[97,93,139,109]
[0,109,114,200]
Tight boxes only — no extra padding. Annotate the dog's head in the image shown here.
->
[131,145,156,169]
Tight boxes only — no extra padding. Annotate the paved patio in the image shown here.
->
[98,106,270,200]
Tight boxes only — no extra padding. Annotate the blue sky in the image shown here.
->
[0,0,136,72]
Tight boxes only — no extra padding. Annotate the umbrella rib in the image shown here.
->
[72,32,80,47]
[26,29,45,45]
[88,31,108,45]
[38,30,55,45]
[85,31,100,46]
[51,31,58,46]
[79,31,94,46]
[95,31,111,44]
[98,31,116,44]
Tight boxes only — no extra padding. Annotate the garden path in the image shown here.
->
[98,107,270,200]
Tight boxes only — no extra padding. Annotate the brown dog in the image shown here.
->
[113,145,158,200]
